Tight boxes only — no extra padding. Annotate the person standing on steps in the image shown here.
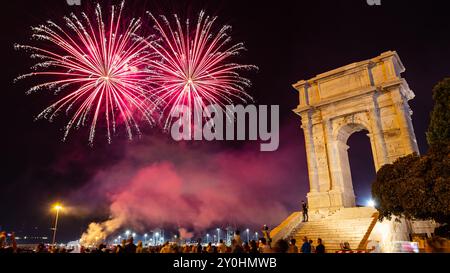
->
[302,200,309,222]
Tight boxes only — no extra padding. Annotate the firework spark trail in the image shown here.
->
[15,2,158,144]
[146,11,258,133]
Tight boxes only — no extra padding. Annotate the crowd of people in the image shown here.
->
[1,227,330,254]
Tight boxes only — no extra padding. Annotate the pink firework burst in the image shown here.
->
[146,11,258,131]
[15,2,157,144]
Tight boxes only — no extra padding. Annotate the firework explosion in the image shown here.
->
[146,11,257,131]
[15,2,156,144]
[16,3,257,143]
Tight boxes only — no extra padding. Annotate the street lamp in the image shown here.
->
[246,229,250,242]
[125,230,131,238]
[132,232,136,238]
[216,228,220,243]
[144,233,148,245]
[255,232,258,240]
[206,234,210,244]
[51,203,63,245]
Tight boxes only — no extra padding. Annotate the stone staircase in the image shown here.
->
[290,207,379,253]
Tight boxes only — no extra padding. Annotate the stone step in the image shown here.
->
[289,207,378,252]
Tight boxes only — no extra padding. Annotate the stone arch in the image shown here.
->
[293,51,419,211]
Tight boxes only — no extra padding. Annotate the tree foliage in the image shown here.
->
[372,78,450,231]
[427,77,450,146]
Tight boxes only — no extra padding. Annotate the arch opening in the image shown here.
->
[346,129,376,207]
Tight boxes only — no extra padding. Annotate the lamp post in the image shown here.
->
[255,232,258,241]
[206,234,210,244]
[246,229,250,242]
[216,228,220,243]
[51,203,63,245]
[144,233,148,245]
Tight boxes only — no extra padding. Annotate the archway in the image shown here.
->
[293,51,419,210]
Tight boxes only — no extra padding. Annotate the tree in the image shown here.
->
[427,77,450,146]
[372,78,450,237]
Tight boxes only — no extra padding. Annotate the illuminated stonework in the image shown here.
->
[293,51,419,211]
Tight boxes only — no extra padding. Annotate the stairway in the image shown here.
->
[291,207,379,253]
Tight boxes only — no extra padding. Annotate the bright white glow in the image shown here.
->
[367,199,376,207]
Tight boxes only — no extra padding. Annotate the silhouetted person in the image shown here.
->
[124,237,137,253]
[249,240,259,253]
[288,238,299,253]
[196,239,203,253]
[274,239,289,253]
[262,225,272,247]
[300,236,311,253]
[302,200,308,222]
[316,238,325,254]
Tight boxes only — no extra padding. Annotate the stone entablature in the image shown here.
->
[293,51,419,211]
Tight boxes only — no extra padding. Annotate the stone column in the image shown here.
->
[324,118,339,191]
[391,90,419,155]
[368,97,389,170]
[301,112,319,193]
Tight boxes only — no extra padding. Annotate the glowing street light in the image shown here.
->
[132,232,136,238]
[246,228,250,242]
[125,230,131,237]
[206,234,210,244]
[51,203,63,245]
[255,232,258,240]
[144,233,148,245]
[216,228,221,243]
[367,199,376,207]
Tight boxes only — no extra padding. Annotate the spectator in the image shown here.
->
[258,238,272,253]
[315,238,325,254]
[243,242,250,253]
[301,200,308,222]
[300,236,311,253]
[206,242,213,253]
[217,239,227,253]
[340,242,351,252]
[274,239,289,253]
[136,241,143,253]
[0,231,6,249]
[124,237,137,253]
[10,232,17,253]
[309,239,315,253]
[249,240,259,253]
[262,225,272,247]
[288,238,299,253]
[196,239,203,253]
[160,242,172,253]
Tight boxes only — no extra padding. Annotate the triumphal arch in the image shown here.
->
[293,51,419,210]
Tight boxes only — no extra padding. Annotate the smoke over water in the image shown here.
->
[77,128,306,246]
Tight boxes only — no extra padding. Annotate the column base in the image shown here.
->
[307,190,355,211]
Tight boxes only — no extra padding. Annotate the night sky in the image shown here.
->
[1,0,449,242]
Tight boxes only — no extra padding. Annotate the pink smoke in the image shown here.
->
[75,125,308,242]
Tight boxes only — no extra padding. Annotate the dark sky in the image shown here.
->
[0,0,449,242]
